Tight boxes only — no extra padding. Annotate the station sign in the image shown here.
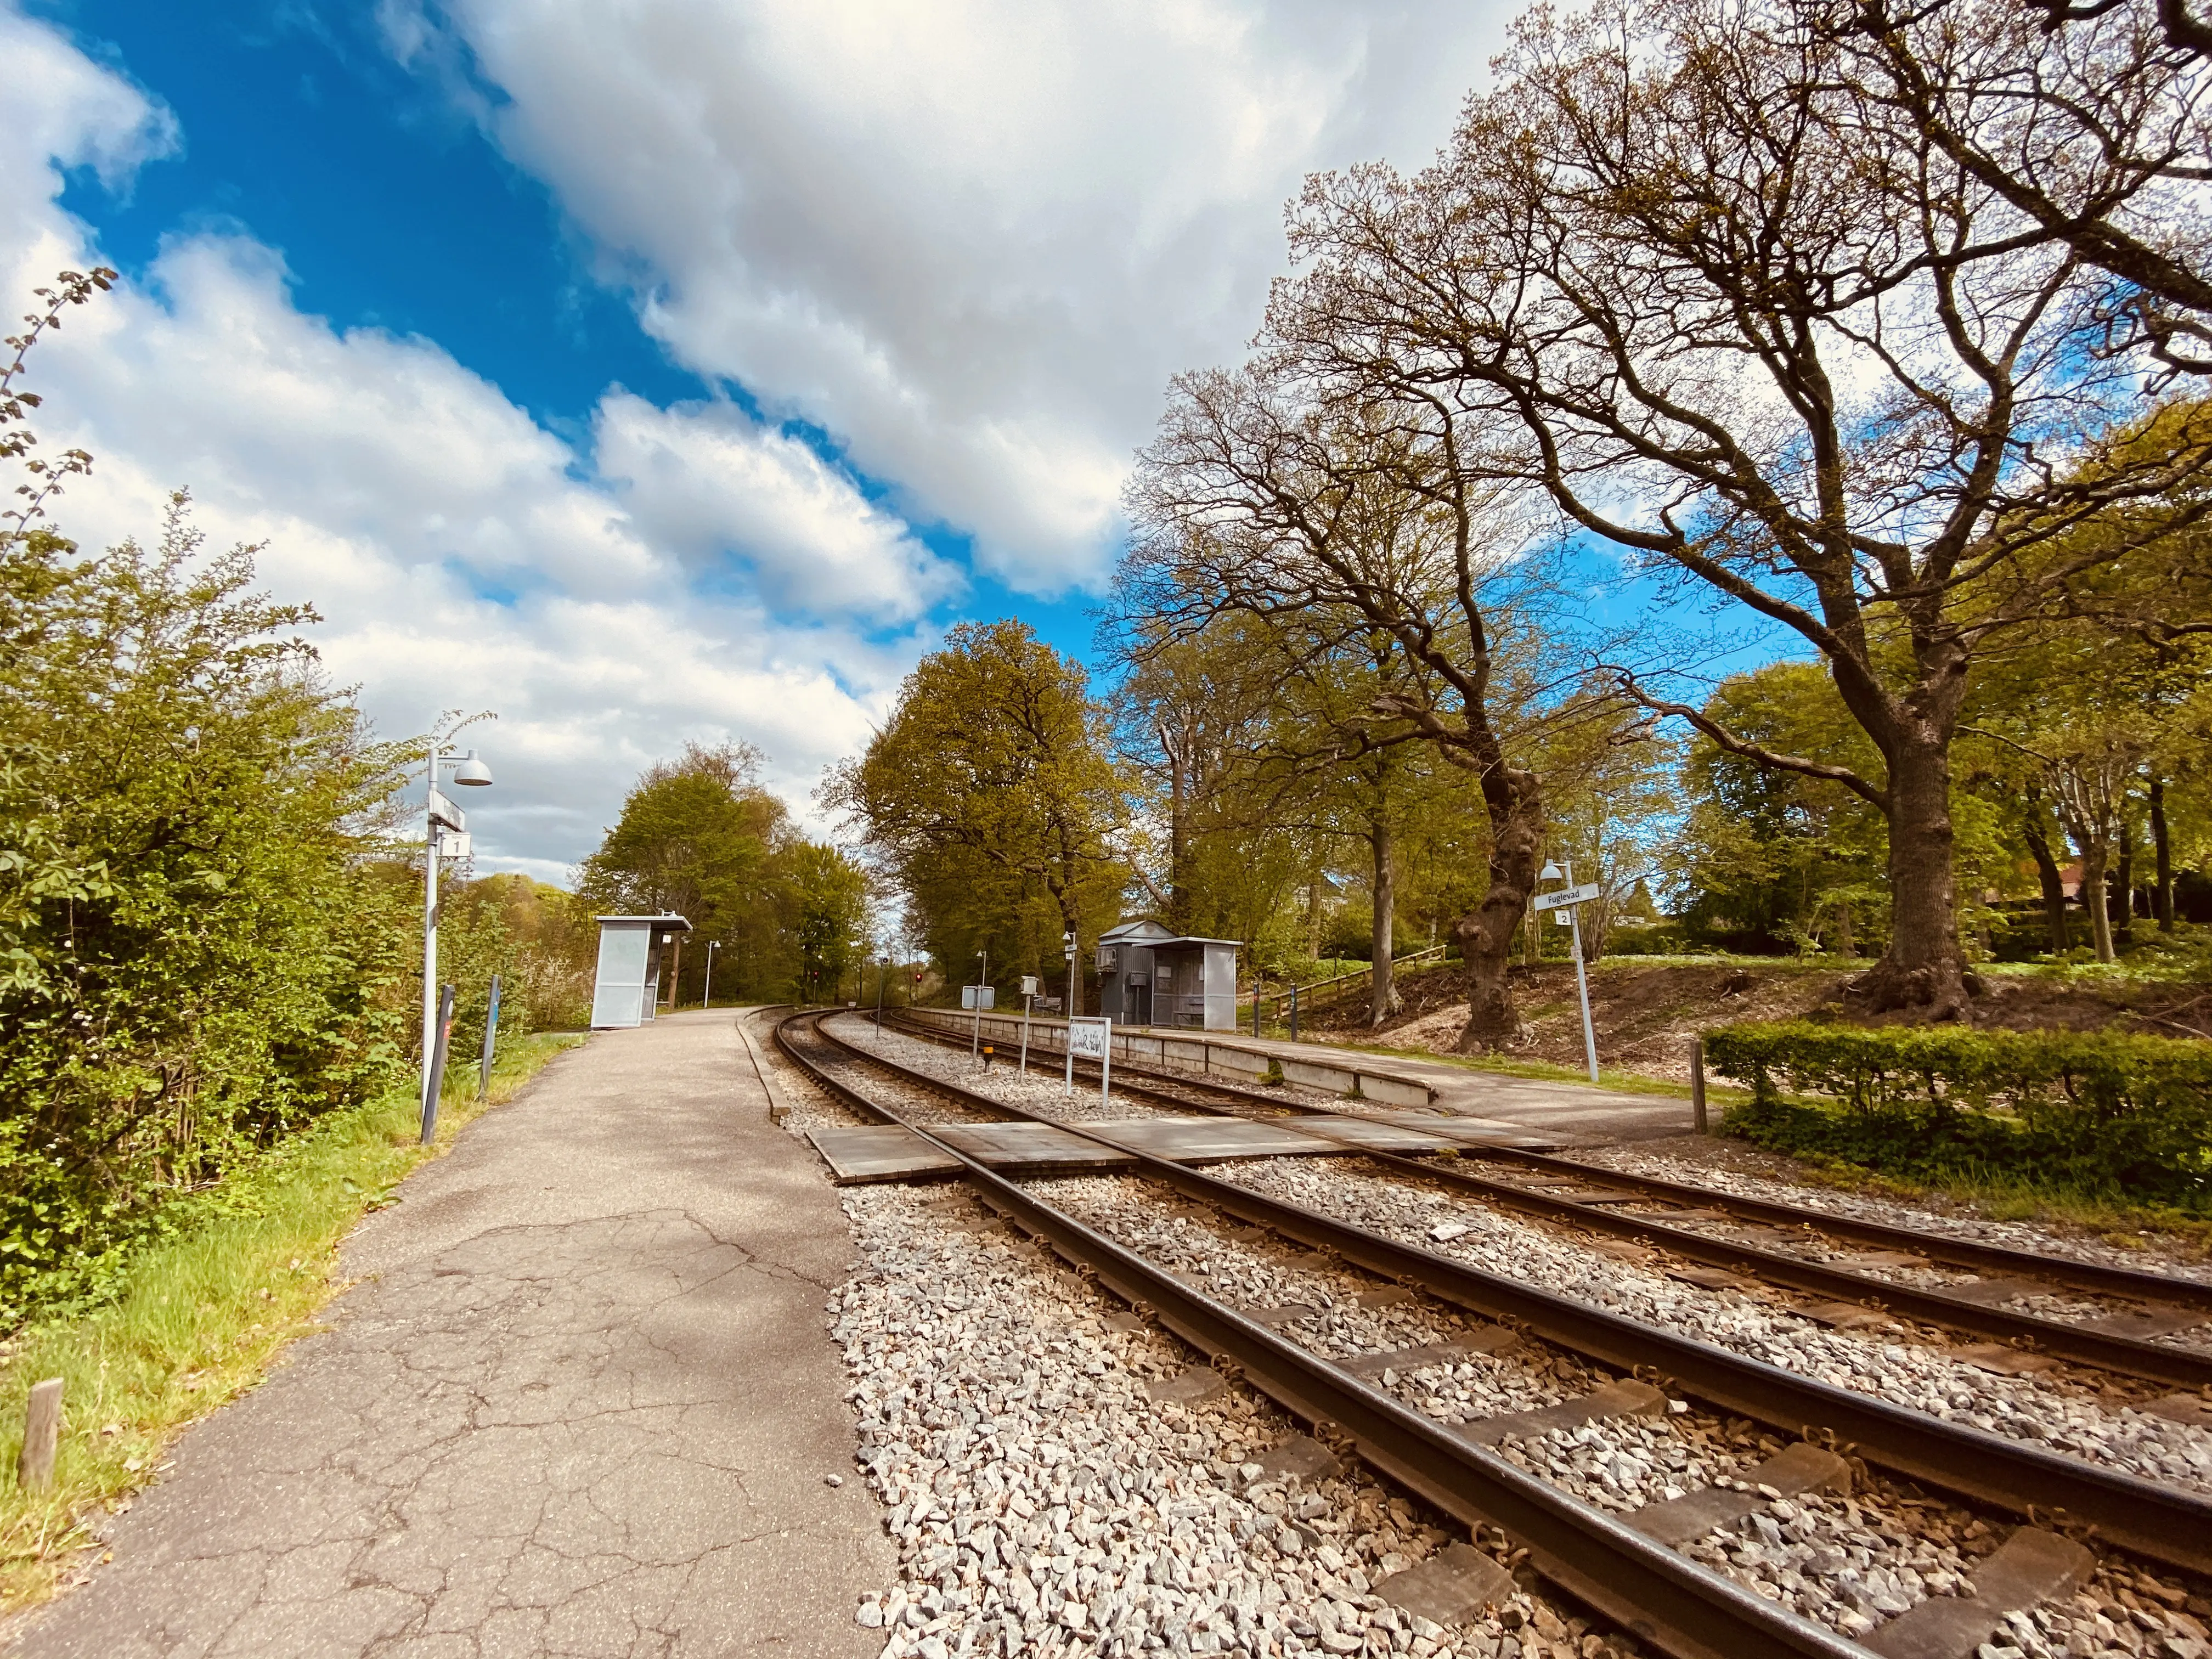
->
[961,984,996,1011]
[427,788,467,832]
[1531,881,1600,913]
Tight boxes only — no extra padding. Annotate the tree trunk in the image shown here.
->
[2152,777,2175,931]
[1835,899,1855,958]
[2084,847,2115,962]
[2022,810,2069,954]
[1858,736,1970,1016]
[1370,820,1400,1027]
[2115,826,2136,950]
[1454,767,1543,1051]
[1166,726,1190,932]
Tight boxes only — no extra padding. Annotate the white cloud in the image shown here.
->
[594,391,959,622]
[2,4,922,873]
[395,0,1514,590]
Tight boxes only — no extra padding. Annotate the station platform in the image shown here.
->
[896,1007,1696,1146]
[14,1010,894,1659]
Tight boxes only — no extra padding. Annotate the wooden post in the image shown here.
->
[1690,1037,1709,1134]
[17,1377,62,1490]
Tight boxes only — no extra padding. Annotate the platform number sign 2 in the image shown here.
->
[1065,1016,1111,1105]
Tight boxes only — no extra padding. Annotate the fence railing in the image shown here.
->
[1255,943,1450,1020]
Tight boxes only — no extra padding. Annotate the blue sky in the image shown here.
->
[7,0,1658,877]
[43,0,1102,660]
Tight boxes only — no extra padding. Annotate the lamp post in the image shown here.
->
[875,952,888,1031]
[420,724,494,1105]
[702,940,719,1009]
[971,949,988,1056]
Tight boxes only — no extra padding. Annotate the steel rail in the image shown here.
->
[882,1012,2212,1387]
[775,1011,1869,1659]
[891,1010,2212,1316]
[809,1012,2212,1576]
[1474,1148,2212,1314]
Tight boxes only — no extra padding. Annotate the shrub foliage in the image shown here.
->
[0,503,424,1321]
[1705,1020,2212,1211]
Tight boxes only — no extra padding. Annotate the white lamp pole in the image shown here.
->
[420,725,494,1103]
[702,940,720,1009]
[1541,860,1600,1084]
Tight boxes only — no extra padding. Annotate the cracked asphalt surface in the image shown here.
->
[15,1009,894,1658]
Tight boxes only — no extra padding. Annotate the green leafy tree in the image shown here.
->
[787,842,872,1003]
[825,620,1131,1013]
[1669,665,1890,956]
[1269,1,2212,1015]
[577,742,793,1002]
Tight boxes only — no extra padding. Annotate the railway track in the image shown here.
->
[880,1010,2212,1393]
[777,1009,2212,1659]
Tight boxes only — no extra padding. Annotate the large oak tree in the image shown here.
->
[1268,0,2212,1014]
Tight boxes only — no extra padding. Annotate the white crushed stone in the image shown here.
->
[828,1183,1621,1659]
[761,1017,2208,1658]
[1572,1146,2212,1288]
[1212,1160,2212,1497]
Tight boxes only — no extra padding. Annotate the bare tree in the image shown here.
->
[1269,0,2212,1015]
[1126,371,1596,1051]
[1838,0,2212,375]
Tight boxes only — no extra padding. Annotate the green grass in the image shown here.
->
[0,1031,584,1613]
[1718,1135,2212,1255]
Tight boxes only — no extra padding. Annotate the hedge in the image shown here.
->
[1702,1021,2212,1212]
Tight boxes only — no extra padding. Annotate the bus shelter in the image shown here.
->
[590,913,692,1028]
[1094,917,1239,1030]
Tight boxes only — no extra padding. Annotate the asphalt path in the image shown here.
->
[15,1009,891,1659]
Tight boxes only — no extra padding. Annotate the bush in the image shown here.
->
[1704,1020,2212,1212]
[0,506,420,1327]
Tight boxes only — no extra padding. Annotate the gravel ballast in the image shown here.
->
[1215,1159,2212,1497]
[1571,1143,2212,1288]
[760,1015,2212,1659]
[827,1182,1626,1659]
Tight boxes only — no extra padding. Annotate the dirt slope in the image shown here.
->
[1312,959,2211,1084]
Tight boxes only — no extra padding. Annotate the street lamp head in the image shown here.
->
[450,749,494,787]
[1539,862,1563,881]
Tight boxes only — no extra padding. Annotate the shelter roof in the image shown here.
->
[594,913,693,930]
[1099,917,1240,949]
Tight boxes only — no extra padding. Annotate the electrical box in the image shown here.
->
[1020,975,1040,996]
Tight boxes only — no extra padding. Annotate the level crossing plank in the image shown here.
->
[806,1122,1135,1183]
[1081,1116,1350,1161]
[1287,1116,1460,1154]
[809,1113,1443,1183]
[1334,1107,1564,1150]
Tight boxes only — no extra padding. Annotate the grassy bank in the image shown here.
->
[0,1031,585,1614]
[1713,1133,2212,1256]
